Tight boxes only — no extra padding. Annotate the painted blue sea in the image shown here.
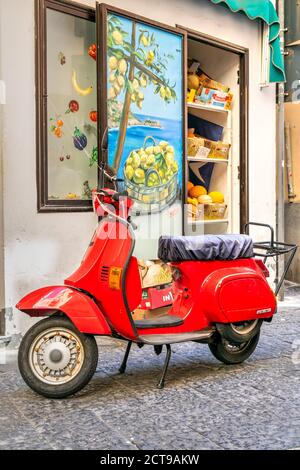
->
[108,113,183,187]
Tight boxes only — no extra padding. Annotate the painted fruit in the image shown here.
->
[112,30,123,45]
[89,111,97,122]
[140,74,147,88]
[209,191,224,203]
[198,195,213,204]
[73,127,87,151]
[69,100,79,113]
[117,75,125,88]
[109,56,118,70]
[118,59,127,75]
[57,119,64,127]
[188,185,207,198]
[146,50,155,66]
[54,127,62,138]
[133,168,145,185]
[141,35,149,47]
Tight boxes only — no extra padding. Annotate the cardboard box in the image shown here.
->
[132,306,171,321]
[138,259,172,289]
[195,87,233,110]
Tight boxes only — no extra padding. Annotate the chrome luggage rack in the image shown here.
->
[244,222,297,296]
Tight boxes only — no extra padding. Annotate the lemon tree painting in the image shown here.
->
[106,13,183,214]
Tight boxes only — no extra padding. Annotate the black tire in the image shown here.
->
[209,331,260,365]
[216,319,262,344]
[18,316,98,399]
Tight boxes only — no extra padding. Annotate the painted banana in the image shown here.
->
[72,70,93,96]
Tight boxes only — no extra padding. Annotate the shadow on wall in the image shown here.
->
[285,202,300,282]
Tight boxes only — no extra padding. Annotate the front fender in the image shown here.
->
[16,286,112,335]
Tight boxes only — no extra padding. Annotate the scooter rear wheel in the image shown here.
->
[18,316,98,399]
[208,331,260,365]
[216,319,262,344]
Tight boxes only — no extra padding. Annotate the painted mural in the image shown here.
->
[106,13,184,214]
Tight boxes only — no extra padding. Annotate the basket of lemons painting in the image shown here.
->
[124,136,179,213]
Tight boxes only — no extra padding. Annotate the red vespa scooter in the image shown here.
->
[17,171,297,398]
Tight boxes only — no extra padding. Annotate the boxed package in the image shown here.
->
[195,87,233,110]
[139,284,173,310]
[138,259,172,289]
[187,59,230,94]
[204,203,227,220]
[133,306,170,321]
[188,135,230,160]
[198,73,230,93]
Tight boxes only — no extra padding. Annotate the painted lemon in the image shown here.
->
[131,152,141,169]
[159,141,168,149]
[140,74,148,87]
[125,165,134,180]
[165,87,172,99]
[118,59,127,75]
[189,185,207,198]
[146,50,155,66]
[109,56,118,70]
[141,35,149,47]
[160,86,166,99]
[133,168,145,185]
[132,78,140,90]
[112,30,123,45]
[117,75,125,88]
[108,87,116,99]
[209,191,224,203]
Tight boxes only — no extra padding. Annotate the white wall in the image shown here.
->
[0,0,276,337]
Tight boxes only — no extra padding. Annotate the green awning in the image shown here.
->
[209,0,285,82]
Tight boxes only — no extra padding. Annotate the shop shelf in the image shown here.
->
[187,156,229,164]
[187,102,229,114]
[187,218,229,225]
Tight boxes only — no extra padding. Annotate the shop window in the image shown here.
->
[36,0,97,212]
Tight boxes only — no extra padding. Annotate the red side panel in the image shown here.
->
[65,218,139,341]
[200,265,276,323]
[16,286,111,335]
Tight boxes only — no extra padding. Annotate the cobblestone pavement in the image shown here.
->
[0,286,300,450]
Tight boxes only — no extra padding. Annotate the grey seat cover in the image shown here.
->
[158,234,253,262]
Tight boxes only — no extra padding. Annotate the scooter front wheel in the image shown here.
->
[208,331,260,365]
[18,316,98,399]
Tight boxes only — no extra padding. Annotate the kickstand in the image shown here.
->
[119,341,132,374]
[157,344,172,389]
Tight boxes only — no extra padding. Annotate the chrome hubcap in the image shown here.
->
[29,327,84,385]
[230,320,259,336]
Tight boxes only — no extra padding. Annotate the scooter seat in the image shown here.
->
[158,234,253,262]
[135,314,184,329]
